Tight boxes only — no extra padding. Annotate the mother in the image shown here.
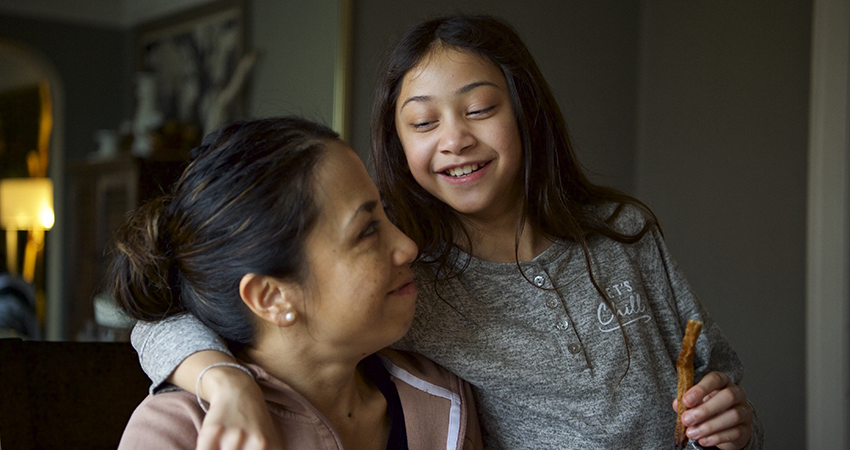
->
[111,117,481,450]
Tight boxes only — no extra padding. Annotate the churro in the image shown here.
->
[674,319,703,449]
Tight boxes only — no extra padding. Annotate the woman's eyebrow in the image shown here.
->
[346,200,378,228]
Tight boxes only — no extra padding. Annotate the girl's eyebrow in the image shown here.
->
[457,80,499,95]
[399,80,500,110]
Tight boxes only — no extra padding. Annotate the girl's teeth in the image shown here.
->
[447,164,479,177]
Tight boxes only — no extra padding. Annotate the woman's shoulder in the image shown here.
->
[378,350,481,450]
[118,391,202,449]
[377,349,464,392]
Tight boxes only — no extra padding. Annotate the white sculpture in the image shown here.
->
[131,72,164,158]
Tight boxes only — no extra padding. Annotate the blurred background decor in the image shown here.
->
[134,0,249,160]
[0,0,846,447]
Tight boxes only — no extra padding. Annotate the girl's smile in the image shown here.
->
[438,160,491,183]
[395,46,524,223]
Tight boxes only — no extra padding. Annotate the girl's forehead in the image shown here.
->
[400,46,505,93]
[413,45,492,74]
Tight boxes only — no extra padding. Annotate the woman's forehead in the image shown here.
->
[312,142,379,219]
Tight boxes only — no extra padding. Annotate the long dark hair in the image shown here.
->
[373,14,656,266]
[109,117,338,345]
[371,14,658,380]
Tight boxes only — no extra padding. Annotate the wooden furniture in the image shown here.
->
[0,338,151,449]
[65,156,187,341]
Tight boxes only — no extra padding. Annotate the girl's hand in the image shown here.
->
[195,366,282,450]
[672,371,753,450]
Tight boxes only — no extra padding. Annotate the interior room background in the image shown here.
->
[1,0,847,449]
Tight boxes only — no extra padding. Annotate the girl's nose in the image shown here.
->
[438,118,476,154]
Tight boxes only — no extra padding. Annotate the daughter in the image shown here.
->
[132,14,762,449]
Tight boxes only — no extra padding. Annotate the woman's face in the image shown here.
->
[394,46,524,223]
[300,141,419,357]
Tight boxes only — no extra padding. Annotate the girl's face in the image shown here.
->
[301,141,419,356]
[395,47,524,222]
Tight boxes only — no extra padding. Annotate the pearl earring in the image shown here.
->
[284,312,296,323]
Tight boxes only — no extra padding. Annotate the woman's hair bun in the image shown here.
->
[109,196,182,321]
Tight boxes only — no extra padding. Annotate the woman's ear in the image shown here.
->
[239,274,299,327]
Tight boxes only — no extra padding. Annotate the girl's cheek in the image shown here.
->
[402,144,424,169]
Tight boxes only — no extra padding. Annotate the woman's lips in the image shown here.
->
[389,280,417,296]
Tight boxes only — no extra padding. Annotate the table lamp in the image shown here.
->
[0,178,54,282]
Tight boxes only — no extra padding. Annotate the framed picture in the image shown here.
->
[135,0,247,138]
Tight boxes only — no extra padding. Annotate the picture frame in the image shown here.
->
[134,0,247,138]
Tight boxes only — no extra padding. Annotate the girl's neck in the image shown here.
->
[458,208,554,263]
[240,340,389,449]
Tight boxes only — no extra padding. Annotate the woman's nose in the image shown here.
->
[391,225,418,267]
[438,118,476,154]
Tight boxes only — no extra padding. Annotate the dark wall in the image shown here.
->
[353,0,809,447]
[636,1,811,447]
[0,13,133,338]
[0,15,132,163]
[350,0,642,193]
[0,2,811,445]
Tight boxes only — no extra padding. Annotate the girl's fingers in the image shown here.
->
[695,423,752,450]
[684,371,729,407]
[671,371,753,449]
[686,401,751,437]
[243,435,271,450]
[682,384,748,426]
[197,422,269,450]
[196,423,225,450]
[219,429,247,450]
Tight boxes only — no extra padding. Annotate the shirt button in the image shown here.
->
[555,319,570,331]
[546,298,558,309]
[568,343,581,354]
[533,275,545,287]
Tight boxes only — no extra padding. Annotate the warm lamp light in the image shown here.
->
[0,178,54,231]
[1,178,54,283]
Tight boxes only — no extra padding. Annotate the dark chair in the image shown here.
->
[0,338,151,450]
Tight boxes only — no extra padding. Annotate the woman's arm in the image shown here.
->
[131,315,282,449]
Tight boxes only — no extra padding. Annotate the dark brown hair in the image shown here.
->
[109,117,339,345]
[372,14,656,266]
[371,14,658,378]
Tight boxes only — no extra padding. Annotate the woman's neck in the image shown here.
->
[240,339,389,449]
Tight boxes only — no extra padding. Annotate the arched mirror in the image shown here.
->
[0,39,64,341]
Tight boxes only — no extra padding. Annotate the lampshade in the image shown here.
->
[0,178,54,230]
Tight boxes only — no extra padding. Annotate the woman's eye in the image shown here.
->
[361,220,380,238]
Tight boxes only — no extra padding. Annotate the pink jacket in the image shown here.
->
[118,350,482,450]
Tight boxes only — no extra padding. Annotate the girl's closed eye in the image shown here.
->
[468,105,495,117]
[411,120,437,131]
